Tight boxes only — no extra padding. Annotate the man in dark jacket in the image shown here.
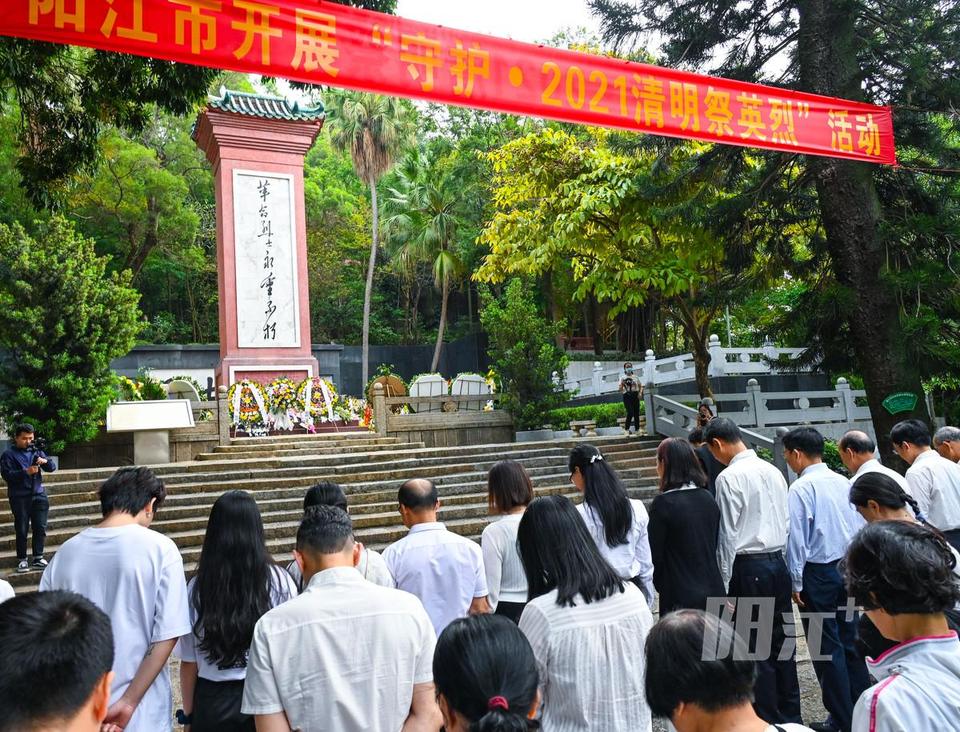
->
[1,423,56,572]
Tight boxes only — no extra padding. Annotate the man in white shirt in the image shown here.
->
[703,417,801,726]
[891,419,960,549]
[39,466,191,732]
[383,478,490,634]
[934,425,960,463]
[242,505,441,732]
[838,431,910,492]
[783,427,868,732]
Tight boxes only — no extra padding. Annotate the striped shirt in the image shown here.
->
[481,513,528,608]
[518,583,653,731]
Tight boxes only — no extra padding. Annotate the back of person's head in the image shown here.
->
[701,417,742,446]
[97,466,166,518]
[844,520,960,614]
[303,481,348,513]
[517,494,624,607]
[297,504,354,556]
[933,425,960,446]
[645,609,756,720]
[656,438,708,492]
[434,614,539,731]
[849,472,922,520]
[889,419,931,447]
[487,461,534,514]
[838,430,876,455]
[568,444,632,548]
[687,427,704,445]
[782,426,825,457]
[13,423,34,437]
[193,490,276,669]
[0,591,113,732]
[398,478,439,511]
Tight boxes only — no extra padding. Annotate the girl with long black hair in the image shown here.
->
[569,443,654,604]
[434,614,540,731]
[176,491,297,731]
[517,494,653,731]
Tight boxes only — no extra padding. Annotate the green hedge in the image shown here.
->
[545,401,644,431]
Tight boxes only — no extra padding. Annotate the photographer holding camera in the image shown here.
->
[1,423,56,573]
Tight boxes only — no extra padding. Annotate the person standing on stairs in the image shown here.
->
[39,466,191,732]
[384,478,490,635]
[1,423,56,573]
[285,482,394,592]
[570,443,655,605]
[619,362,643,435]
[482,461,533,623]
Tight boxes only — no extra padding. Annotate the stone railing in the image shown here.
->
[563,335,809,397]
[371,384,512,448]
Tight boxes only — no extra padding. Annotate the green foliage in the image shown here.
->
[545,402,639,431]
[823,440,848,477]
[479,280,570,430]
[0,218,142,453]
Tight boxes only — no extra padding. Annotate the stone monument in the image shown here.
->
[194,89,323,387]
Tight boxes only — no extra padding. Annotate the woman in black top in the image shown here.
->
[648,437,725,613]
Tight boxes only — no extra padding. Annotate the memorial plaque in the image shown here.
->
[233,170,301,349]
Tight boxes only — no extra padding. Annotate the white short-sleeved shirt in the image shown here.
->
[0,579,13,604]
[577,499,655,604]
[241,566,436,732]
[904,450,960,531]
[481,513,528,608]
[39,524,191,732]
[175,566,297,682]
[519,582,654,732]
[383,521,487,634]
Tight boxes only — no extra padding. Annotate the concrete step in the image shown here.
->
[197,440,423,461]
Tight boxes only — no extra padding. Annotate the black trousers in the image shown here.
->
[9,493,48,560]
[623,392,641,432]
[193,678,254,732]
[494,601,526,624]
[800,561,871,732]
[729,552,802,725]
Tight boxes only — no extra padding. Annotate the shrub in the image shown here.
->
[545,402,643,431]
[480,280,570,430]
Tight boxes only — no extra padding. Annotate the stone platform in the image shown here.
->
[1,432,661,591]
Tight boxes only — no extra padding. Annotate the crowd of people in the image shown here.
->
[1,416,959,732]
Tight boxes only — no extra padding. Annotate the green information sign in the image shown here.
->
[882,392,918,415]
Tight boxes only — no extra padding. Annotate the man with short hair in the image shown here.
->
[891,419,960,548]
[702,417,801,725]
[933,425,960,463]
[0,590,114,732]
[1,423,56,573]
[242,505,441,732]
[383,478,490,634]
[644,609,814,732]
[39,466,191,732]
[783,427,869,732]
[837,430,909,492]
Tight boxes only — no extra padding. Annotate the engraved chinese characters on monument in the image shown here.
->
[233,170,301,349]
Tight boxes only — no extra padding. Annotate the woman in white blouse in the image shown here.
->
[517,494,654,731]
[570,444,655,604]
[177,491,298,731]
[481,460,533,623]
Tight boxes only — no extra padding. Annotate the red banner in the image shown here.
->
[0,1,895,164]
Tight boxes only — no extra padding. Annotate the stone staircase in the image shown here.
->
[1,432,661,591]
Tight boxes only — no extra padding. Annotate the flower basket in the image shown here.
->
[266,376,300,431]
[227,380,268,433]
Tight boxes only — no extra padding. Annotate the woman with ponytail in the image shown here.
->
[569,443,654,604]
[433,614,539,731]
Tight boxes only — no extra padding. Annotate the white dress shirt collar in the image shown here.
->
[305,565,365,591]
[852,458,881,480]
[912,449,939,467]
[729,448,757,466]
[800,462,830,477]
[408,521,445,534]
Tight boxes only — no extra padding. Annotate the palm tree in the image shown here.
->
[324,89,412,387]
[386,149,463,372]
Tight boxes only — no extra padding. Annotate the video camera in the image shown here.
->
[26,437,47,460]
